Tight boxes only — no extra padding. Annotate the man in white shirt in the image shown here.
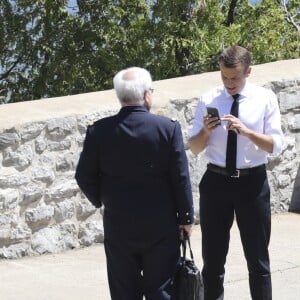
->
[189,45,283,300]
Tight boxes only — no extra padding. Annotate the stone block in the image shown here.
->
[47,139,72,151]
[21,123,45,142]
[0,173,30,188]
[0,132,20,150]
[76,199,97,220]
[46,117,77,141]
[0,243,30,259]
[20,185,44,206]
[54,199,75,223]
[56,153,76,172]
[31,224,77,255]
[279,90,300,113]
[32,167,55,184]
[35,137,47,153]
[25,205,54,229]
[45,180,79,202]
[78,221,104,246]
[2,145,33,171]
[0,189,19,210]
[288,114,300,131]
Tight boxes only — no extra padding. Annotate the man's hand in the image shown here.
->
[222,114,249,135]
[222,114,274,153]
[203,114,221,133]
[179,224,193,239]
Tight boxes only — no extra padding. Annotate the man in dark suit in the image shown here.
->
[75,67,194,300]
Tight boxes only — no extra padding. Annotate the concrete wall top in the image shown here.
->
[1,59,300,131]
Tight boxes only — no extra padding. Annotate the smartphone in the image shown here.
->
[206,106,220,120]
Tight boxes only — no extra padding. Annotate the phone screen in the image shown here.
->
[206,107,220,119]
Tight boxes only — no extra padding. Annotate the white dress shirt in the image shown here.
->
[188,81,283,168]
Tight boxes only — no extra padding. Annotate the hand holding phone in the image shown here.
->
[206,107,220,120]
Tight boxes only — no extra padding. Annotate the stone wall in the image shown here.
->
[0,61,300,259]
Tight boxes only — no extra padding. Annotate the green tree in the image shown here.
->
[0,0,77,102]
[75,0,153,86]
[279,0,300,59]
[0,0,299,104]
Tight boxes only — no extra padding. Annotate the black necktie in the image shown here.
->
[226,94,239,175]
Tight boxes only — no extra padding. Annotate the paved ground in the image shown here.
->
[1,212,300,300]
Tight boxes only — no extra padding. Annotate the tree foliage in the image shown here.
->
[0,0,299,104]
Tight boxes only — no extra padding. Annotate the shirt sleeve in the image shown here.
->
[188,97,206,138]
[264,90,284,155]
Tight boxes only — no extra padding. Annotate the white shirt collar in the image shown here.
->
[223,81,250,100]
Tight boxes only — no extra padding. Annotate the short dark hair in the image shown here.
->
[218,46,251,70]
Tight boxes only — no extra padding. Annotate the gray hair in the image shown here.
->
[113,67,152,105]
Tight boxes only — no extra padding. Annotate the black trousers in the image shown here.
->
[199,169,272,300]
[104,227,180,300]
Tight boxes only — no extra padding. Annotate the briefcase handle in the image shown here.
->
[181,230,194,261]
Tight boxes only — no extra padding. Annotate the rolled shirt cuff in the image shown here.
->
[271,134,284,155]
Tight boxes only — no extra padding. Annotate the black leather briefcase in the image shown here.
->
[174,232,204,300]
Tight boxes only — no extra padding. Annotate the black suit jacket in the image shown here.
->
[75,106,194,237]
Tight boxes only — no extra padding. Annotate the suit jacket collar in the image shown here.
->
[118,105,149,116]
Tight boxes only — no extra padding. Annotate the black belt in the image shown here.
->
[207,163,266,178]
